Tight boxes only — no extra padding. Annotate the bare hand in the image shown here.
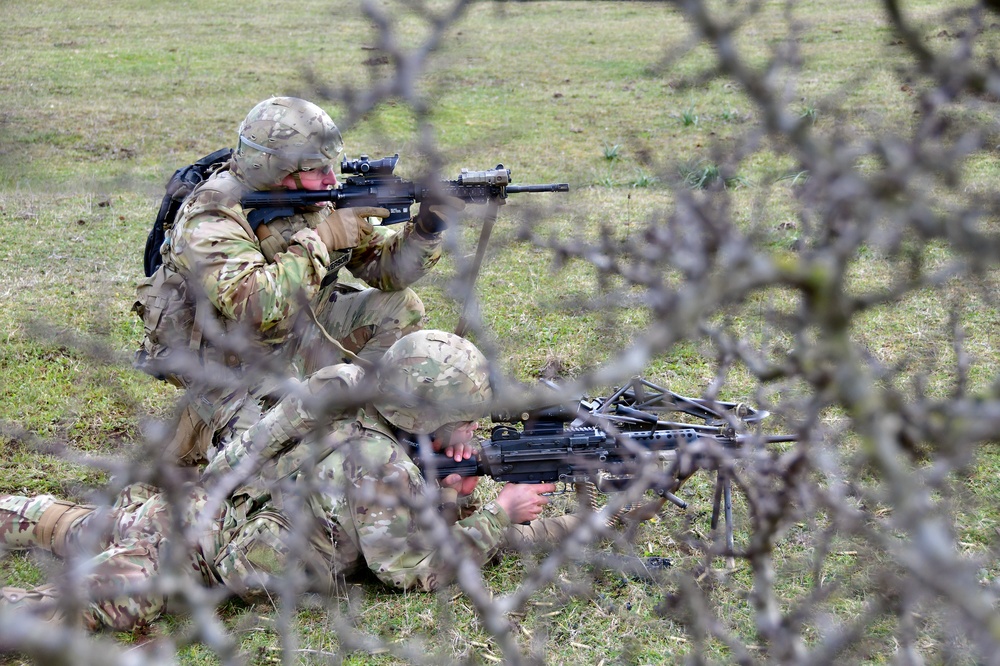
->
[444,440,477,462]
[434,421,480,462]
[495,482,556,524]
[441,473,479,497]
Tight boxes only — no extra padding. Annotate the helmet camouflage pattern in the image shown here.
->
[374,330,493,435]
[233,97,344,190]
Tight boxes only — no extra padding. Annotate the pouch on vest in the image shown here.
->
[214,509,334,599]
[163,403,214,466]
[132,266,197,387]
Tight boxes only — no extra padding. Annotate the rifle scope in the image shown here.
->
[341,153,399,177]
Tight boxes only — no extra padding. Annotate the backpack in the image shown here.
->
[143,147,233,277]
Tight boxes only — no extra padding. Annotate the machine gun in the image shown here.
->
[419,377,797,553]
[241,153,569,228]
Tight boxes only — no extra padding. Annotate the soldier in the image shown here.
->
[207,328,579,591]
[0,330,575,630]
[134,96,461,465]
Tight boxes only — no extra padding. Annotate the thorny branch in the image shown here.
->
[5,0,1000,664]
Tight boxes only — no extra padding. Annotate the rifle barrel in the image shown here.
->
[506,183,569,194]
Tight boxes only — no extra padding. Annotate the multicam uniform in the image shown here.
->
[0,484,231,631]
[0,479,352,632]
[0,436,514,631]
[158,168,441,449]
[208,330,517,591]
[0,333,520,630]
[303,411,513,591]
[212,399,513,593]
[134,98,442,463]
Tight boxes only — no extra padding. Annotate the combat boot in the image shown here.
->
[0,584,103,631]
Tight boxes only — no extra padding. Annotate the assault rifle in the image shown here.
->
[418,377,797,551]
[241,153,569,228]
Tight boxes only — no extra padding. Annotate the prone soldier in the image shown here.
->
[0,330,576,630]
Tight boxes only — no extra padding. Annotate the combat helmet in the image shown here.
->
[233,97,344,190]
[374,330,493,435]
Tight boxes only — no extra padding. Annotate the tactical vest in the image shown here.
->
[133,169,326,385]
[133,170,250,384]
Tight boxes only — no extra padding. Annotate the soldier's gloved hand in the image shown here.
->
[316,206,387,251]
[256,224,289,263]
[414,196,465,235]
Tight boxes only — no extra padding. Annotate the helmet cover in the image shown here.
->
[374,330,493,435]
[233,97,343,190]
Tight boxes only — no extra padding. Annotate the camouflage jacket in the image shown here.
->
[164,164,442,347]
[311,409,510,591]
[219,382,511,592]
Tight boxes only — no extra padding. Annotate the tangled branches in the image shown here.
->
[4,0,1000,664]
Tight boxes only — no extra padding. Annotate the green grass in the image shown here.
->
[3,0,1000,663]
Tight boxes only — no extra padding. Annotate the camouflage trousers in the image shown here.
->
[0,485,336,632]
[168,285,424,465]
[0,484,227,631]
[294,283,425,374]
[502,515,581,551]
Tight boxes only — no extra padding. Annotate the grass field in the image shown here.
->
[3,0,1000,663]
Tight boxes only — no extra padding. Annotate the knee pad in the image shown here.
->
[37,500,96,558]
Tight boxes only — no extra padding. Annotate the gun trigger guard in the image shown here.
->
[546,481,571,496]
